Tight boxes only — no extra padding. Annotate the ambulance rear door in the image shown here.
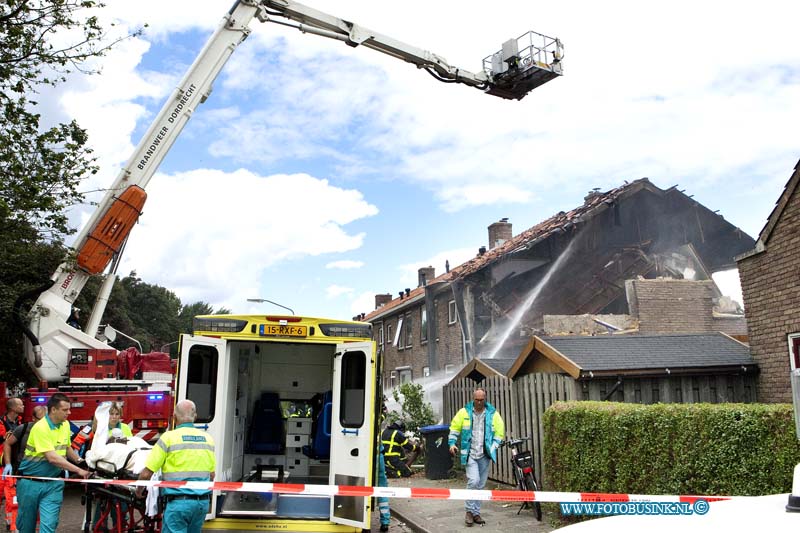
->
[329,341,376,529]
[177,333,228,520]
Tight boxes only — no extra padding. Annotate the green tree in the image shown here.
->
[390,382,436,434]
[1,0,143,239]
[1,1,142,382]
[75,279,235,358]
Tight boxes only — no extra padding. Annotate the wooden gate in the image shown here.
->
[443,373,577,486]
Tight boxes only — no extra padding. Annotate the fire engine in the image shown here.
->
[12,347,175,441]
[13,0,562,528]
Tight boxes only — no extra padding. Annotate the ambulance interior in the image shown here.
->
[186,339,373,520]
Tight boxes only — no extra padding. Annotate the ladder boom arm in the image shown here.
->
[24,0,562,383]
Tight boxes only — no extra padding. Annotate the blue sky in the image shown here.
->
[54,0,800,320]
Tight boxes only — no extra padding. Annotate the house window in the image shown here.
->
[398,368,412,384]
[789,333,800,370]
[448,300,457,324]
[405,314,413,348]
[389,371,397,389]
[423,366,430,377]
[420,307,428,342]
[378,323,384,346]
[394,317,403,347]
[387,324,393,347]
[445,364,455,374]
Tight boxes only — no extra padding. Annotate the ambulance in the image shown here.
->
[179,314,380,532]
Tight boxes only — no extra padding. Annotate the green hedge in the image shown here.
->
[543,401,800,496]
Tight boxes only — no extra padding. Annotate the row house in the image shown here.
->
[361,178,756,389]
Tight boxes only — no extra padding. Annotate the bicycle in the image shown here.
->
[500,437,543,521]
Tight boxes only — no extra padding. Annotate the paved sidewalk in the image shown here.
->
[388,473,554,533]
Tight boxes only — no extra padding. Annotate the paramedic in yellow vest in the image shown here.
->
[16,393,90,533]
[448,388,505,527]
[136,399,216,533]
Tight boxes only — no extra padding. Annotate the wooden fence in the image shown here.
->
[443,372,757,486]
[443,373,577,486]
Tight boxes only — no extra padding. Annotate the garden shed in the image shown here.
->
[443,332,757,486]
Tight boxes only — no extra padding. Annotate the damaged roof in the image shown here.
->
[364,177,753,321]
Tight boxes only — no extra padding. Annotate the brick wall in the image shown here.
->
[377,291,466,388]
[712,316,749,336]
[435,292,465,372]
[738,184,800,403]
[626,279,717,334]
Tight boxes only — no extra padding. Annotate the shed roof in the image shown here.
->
[450,357,515,383]
[511,333,756,379]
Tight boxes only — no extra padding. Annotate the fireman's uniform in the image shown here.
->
[0,413,21,530]
[144,423,216,533]
[381,423,417,478]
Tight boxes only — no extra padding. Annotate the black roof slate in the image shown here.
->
[479,358,516,376]
[539,333,754,372]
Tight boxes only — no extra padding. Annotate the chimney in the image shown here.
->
[418,266,435,287]
[375,293,392,309]
[488,218,512,249]
[445,260,450,273]
[584,187,602,203]
[399,291,404,299]
[405,288,411,297]
[478,246,487,256]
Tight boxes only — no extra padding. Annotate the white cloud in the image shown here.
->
[80,0,800,223]
[37,0,800,320]
[326,285,354,299]
[326,260,364,270]
[397,248,478,289]
[169,0,800,217]
[119,168,378,310]
[350,291,377,317]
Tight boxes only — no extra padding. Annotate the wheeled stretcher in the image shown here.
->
[82,443,162,533]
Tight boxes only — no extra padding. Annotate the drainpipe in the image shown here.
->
[451,279,472,362]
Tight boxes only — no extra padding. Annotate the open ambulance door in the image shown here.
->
[329,341,375,529]
[177,333,227,521]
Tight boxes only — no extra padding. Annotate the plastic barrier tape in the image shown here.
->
[7,476,733,504]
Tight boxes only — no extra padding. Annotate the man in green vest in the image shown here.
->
[448,388,505,527]
[136,399,216,533]
[16,393,90,533]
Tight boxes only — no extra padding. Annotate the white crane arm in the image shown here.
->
[23,0,563,383]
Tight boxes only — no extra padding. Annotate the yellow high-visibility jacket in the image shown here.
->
[447,402,505,465]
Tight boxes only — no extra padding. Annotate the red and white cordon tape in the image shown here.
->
[9,476,732,504]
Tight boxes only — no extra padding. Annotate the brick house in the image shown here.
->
[736,160,800,403]
[362,178,755,388]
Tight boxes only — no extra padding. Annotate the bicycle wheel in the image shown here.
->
[522,472,543,521]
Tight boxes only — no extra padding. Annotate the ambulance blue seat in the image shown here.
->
[249,392,283,454]
[303,390,332,459]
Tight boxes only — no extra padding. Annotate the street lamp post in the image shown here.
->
[159,340,180,353]
[247,298,295,315]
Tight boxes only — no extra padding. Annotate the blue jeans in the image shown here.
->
[465,455,490,515]
[16,478,63,533]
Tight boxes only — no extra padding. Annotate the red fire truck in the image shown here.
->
[4,347,174,441]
